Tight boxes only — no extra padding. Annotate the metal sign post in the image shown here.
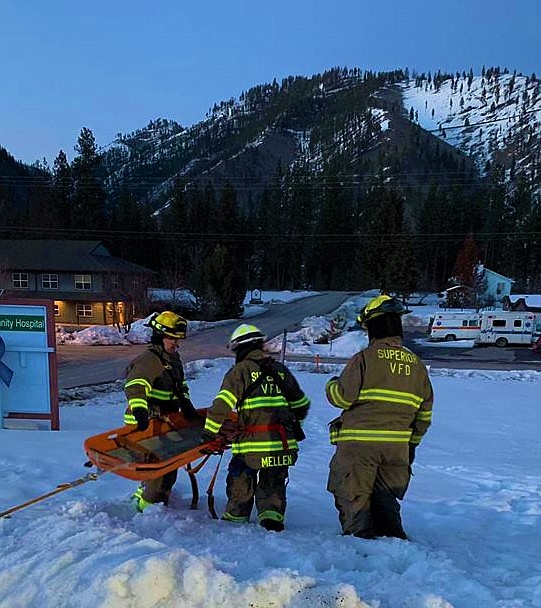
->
[280,329,287,363]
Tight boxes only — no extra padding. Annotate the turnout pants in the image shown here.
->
[327,443,410,539]
[141,469,178,505]
[223,455,288,525]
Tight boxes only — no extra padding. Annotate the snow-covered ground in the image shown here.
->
[1,356,540,607]
[2,291,541,606]
[402,73,541,176]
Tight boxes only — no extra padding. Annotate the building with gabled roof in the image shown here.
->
[481,266,515,305]
[0,239,155,326]
[502,294,541,313]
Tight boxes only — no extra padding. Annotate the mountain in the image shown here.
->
[403,67,540,185]
[1,66,540,295]
[98,66,540,212]
[0,146,49,213]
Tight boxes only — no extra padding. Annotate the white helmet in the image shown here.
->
[228,324,267,351]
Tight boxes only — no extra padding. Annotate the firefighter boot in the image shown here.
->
[130,486,153,513]
[260,519,284,532]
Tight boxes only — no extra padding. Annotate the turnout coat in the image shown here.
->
[204,350,310,469]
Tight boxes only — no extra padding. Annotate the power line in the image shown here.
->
[1,225,540,241]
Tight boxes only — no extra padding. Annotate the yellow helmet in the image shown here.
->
[357,295,407,325]
[228,323,266,350]
[147,311,187,339]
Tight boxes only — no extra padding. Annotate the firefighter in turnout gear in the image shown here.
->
[124,311,199,512]
[202,324,310,531]
[326,295,434,539]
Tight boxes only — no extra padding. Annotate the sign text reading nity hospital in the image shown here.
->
[0,315,46,332]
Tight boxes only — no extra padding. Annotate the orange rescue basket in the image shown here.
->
[84,409,234,481]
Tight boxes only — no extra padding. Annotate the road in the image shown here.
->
[403,329,541,371]
[57,295,541,389]
[57,291,355,388]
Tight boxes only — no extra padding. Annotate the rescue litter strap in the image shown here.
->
[183,451,224,518]
[0,454,224,519]
[0,467,113,519]
[206,451,224,520]
[185,455,211,510]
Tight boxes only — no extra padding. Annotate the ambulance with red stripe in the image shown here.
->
[428,311,481,341]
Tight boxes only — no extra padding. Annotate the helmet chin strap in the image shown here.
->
[150,332,164,346]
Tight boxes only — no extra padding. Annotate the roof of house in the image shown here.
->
[482,267,515,283]
[0,240,154,274]
[1,290,115,302]
[504,294,541,310]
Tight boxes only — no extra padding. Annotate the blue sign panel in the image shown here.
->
[0,302,57,428]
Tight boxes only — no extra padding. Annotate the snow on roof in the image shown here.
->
[508,294,541,308]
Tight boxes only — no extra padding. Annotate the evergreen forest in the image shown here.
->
[1,67,540,318]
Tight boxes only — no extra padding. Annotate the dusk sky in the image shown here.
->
[1,0,539,165]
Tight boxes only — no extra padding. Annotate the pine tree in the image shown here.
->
[448,233,482,307]
[109,188,145,263]
[356,183,407,292]
[310,163,354,289]
[50,150,73,228]
[482,163,508,270]
[217,181,239,235]
[254,168,288,288]
[185,183,216,290]
[387,229,419,303]
[161,178,190,283]
[195,244,247,320]
[71,127,106,230]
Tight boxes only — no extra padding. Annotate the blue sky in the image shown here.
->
[1,0,539,165]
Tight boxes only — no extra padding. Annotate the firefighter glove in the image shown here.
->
[218,419,238,444]
[200,430,216,444]
[200,431,225,454]
[181,401,200,421]
[132,407,149,432]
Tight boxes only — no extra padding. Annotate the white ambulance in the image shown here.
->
[476,311,539,347]
[428,311,481,341]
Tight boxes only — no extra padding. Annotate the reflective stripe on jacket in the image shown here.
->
[123,345,191,424]
[204,350,310,467]
[325,336,433,445]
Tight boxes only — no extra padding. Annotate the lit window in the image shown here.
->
[76,304,93,317]
[12,273,29,289]
[42,273,59,289]
[54,303,60,316]
[74,274,92,290]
